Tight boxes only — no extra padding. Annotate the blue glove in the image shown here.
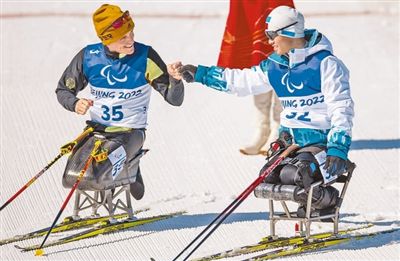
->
[323,156,346,177]
[179,64,197,83]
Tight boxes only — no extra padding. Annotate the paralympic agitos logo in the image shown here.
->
[100,65,128,86]
[281,72,304,93]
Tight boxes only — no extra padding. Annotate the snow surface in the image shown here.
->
[1,1,399,261]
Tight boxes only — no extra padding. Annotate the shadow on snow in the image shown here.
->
[321,228,400,254]
[351,139,400,150]
[44,212,400,257]
[135,212,267,232]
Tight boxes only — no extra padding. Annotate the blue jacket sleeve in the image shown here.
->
[194,63,273,96]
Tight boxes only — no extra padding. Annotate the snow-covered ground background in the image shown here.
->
[1,1,399,260]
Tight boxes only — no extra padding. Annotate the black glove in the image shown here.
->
[179,64,197,83]
[324,156,346,177]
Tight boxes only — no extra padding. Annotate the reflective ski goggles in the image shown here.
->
[265,21,298,40]
[100,11,131,35]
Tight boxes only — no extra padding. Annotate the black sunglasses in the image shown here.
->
[265,21,298,40]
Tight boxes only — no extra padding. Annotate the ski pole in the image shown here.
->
[173,144,299,261]
[34,139,103,257]
[0,127,94,212]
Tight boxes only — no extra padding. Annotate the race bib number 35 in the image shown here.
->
[101,105,124,121]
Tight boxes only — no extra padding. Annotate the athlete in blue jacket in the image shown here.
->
[56,4,184,201]
[176,6,354,215]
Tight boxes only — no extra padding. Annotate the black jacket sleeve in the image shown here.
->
[55,48,88,112]
[146,47,184,106]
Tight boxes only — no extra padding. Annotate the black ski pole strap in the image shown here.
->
[296,145,326,155]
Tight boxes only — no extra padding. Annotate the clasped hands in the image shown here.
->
[167,62,197,83]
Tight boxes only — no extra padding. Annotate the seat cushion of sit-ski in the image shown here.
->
[254,183,305,202]
[255,180,339,206]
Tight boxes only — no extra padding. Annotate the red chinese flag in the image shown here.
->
[217,0,295,69]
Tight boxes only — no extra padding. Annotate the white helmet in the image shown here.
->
[266,6,305,38]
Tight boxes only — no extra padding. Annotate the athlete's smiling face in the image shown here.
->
[107,30,135,55]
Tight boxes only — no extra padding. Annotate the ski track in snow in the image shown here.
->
[1,1,399,261]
